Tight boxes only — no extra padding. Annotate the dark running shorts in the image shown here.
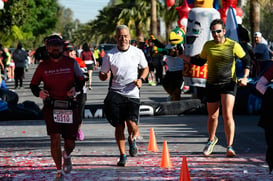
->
[104,91,140,127]
[162,70,183,92]
[206,81,237,103]
[148,62,155,71]
[86,64,95,70]
[42,106,81,140]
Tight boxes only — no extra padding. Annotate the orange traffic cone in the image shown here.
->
[148,128,159,152]
[160,140,172,168]
[179,156,191,181]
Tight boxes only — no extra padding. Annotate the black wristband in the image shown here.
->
[140,78,145,82]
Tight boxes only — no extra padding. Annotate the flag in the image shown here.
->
[225,6,238,42]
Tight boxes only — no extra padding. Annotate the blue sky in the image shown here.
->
[58,0,110,23]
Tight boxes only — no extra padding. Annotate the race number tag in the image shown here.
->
[53,109,73,124]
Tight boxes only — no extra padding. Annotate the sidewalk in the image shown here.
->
[0,115,272,180]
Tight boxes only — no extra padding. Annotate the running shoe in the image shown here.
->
[128,137,138,157]
[77,129,85,141]
[148,81,156,86]
[63,151,72,173]
[117,154,127,167]
[54,170,64,181]
[203,136,218,156]
[226,146,236,157]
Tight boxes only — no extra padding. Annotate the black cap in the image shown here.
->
[65,44,74,51]
[46,34,64,45]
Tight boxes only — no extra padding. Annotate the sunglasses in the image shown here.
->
[211,29,222,34]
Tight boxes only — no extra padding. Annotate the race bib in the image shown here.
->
[53,109,73,124]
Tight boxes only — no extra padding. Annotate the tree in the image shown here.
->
[0,0,59,48]
[114,0,151,43]
[244,0,273,45]
[71,0,164,46]
[71,6,121,47]
[151,0,157,36]
[55,7,75,40]
[259,0,273,41]
[161,4,179,43]
[250,0,260,45]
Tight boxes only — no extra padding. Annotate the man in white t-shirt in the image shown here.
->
[99,25,149,167]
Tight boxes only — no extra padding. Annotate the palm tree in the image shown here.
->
[248,0,273,45]
[115,0,151,42]
[72,0,165,45]
[161,5,179,43]
[250,0,260,45]
[151,0,157,36]
[71,6,120,46]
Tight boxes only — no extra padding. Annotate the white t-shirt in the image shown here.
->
[164,44,183,72]
[101,45,148,98]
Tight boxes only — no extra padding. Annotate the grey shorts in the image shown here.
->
[104,91,140,127]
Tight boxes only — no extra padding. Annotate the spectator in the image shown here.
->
[152,53,164,85]
[4,48,12,81]
[253,32,271,61]
[256,63,273,174]
[100,46,105,61]
[8,50,15,82]
[253,32,273,77]
[80,43,96,90]
[69,48,88,141]
[236,17,252,78]
[34,37,49,63]
[93,46,101,67]
[12,43,27,89]
[144,40,156,86]
[162,46,184,101]
[0,44,6,79]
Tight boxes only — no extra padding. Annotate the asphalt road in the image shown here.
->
[0,114,272,180]
[2,64,272,180]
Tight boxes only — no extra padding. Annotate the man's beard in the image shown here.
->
[49,50,63,59]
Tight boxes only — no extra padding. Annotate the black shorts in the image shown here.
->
[43,105,81,140]
[162,70,183,92]
[206,81,237,103]
[86,64,95,70]
[104,91,140,127]
[148,62,155,71]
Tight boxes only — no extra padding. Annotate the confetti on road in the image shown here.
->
[0,141,273,181]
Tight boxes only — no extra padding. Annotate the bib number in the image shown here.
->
[53,109,73,124]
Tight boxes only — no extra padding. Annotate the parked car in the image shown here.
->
[99,44,116,53]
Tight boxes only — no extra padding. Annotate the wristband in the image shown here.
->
[140,78,145,82]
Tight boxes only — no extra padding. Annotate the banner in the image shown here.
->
[183,8,220,87]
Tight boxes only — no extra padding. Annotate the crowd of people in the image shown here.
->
[0,19,273,180]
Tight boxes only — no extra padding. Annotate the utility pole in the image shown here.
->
[151,0,157,36]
